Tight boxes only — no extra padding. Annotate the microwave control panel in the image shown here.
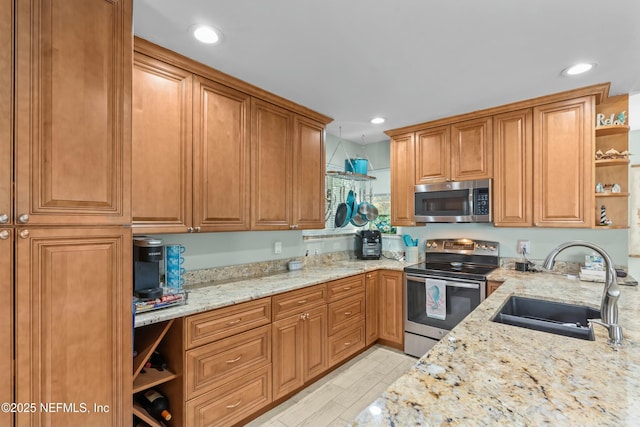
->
[473,188,490,215]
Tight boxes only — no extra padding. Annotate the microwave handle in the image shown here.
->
[468,190,474,215]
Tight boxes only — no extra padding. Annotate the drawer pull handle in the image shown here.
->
[226,355,242,364]
[344,341,352,346]
[226,319,241,325]
[297,300,307,305]
[343,286,351,290]
[344,311,352,316]
[226,399,242,409]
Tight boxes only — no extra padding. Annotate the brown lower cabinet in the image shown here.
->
[378,270,404,349]
[133,270,405,426]
[487,280,504,297]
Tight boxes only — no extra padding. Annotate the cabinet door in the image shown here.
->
[415,126,450,184]
[292,116,325,229]
[451,117,493,181]
[15,227,132,427]
[0,228,12,427]
[533,97,593,227]
[365,272,379,345]
[194,76,251,231]
[132,53,193,233]
[0,0,11,226]
[493,109,533,226]
[14,0,132,225]
[251,99,293,230]
[390,133,416,226]
[272,315,304,399]
[378,270,403,348]
[303,305,328,381]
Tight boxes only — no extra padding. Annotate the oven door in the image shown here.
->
[404,274,485,338]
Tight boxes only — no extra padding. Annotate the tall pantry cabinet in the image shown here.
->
[3,1,133,426]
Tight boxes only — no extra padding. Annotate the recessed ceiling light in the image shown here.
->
[193,25,221,44]
[370,117,385,124]
[562,63,596,76]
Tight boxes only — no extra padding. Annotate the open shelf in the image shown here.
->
[133,368,178,394]
[595,124,630,137]
[595,192,629,198]
[326,170,376,181]
[595,158,630,166]
[133,402,163,427]
[133,319,174,380]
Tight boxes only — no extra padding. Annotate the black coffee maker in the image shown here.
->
[133,236,164,299]
[355,230,382,260]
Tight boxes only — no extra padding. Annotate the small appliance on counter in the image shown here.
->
[133,237,188,314]
[133,236,164,299]
[355,230,382,260]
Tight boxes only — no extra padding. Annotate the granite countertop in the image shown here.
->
[352,272,640,427]
[134,258,407,327]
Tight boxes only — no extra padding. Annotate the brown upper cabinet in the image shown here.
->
[251,98,327,230]
[495,97,597,227]
[388,84,610,228]
[132,53,194,233]
[132,38,330,233]
[390,133,416,226]
[493,109,534,226]
[532,96,594,227]
[251,99,294,230]
[11,0,131,226]
[415,117,493,184]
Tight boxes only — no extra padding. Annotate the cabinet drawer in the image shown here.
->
[326,274,365,302]
[328,322,365,366]
[186,364,272,427]
[327,293,365,336]
[186,325,271,400]
[272,284,327,321]
[186,298,271,349]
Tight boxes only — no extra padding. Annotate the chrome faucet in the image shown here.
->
[543,241,623,345]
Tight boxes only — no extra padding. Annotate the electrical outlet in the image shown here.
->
[274,241,282,254]
[517,240,531,255]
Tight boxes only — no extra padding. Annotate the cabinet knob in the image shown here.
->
[18,214,29,224]
[195,226,201,232]
[0,230,9,240]
[187,227,194,233]
[19,229,30,239]
[0,214,8,224]
[290,224,299,229]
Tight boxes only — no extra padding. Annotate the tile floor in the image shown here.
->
[244,345,417,427]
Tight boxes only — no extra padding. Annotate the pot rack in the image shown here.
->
[326,130,376,182]
[324,130,379,228]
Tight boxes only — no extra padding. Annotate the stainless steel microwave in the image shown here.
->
[414,179,492,223]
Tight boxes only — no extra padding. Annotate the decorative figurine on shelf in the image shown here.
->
[612,183,621,193]
[596,111,627,127]
[600,205,613,226]
[617,111,627,125]
[596,182,604,193]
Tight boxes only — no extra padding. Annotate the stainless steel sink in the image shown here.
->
[491,296,601,341]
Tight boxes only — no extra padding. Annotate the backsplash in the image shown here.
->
[182,250,408,288]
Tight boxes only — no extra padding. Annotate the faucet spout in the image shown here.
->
[543,240,622,345]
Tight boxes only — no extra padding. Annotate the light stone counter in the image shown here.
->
[352,273,640,427]
[134,258,407,327]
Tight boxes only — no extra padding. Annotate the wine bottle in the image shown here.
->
[138,389,172,422]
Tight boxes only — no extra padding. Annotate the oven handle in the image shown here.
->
[405,275,481,289]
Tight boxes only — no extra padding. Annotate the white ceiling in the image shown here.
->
[133,0,640,143]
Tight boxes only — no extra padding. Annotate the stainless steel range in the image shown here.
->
[404,238,499,357]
